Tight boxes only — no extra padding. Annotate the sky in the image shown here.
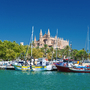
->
[0,0,90,50]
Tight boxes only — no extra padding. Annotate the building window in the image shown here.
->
[43,39,47,44]
[37,43,39,46]
[49,46,52,47]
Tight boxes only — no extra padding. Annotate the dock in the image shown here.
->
[6,66,15,70]
[0,66,6,70]
[0,65,15,70]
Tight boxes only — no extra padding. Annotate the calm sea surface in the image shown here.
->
[0,70,90,90]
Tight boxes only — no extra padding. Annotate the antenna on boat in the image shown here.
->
[56,29,58,60]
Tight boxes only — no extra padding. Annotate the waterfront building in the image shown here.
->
[34,29,69,49]
[20,42,24,45]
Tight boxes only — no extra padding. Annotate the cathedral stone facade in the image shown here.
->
[34,29,69,49]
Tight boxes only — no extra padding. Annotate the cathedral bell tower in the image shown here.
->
[40,29,42,38]
[48,29,50,38]
[34,36,36,42]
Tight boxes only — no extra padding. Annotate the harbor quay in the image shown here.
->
[0,58,58,71]
[0,61,15,70]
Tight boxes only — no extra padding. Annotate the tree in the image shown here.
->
[44,44,48,57]
[40,47,44,53]
[72,49,78,60]
[5,49,16,60]
[64,45,71,58]
[60,49,65,59]
[0,40,27,60]
[50,47,54,60]
[32,48,43,58]
[76,49,85,60]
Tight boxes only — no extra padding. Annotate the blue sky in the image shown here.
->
[0,0,90,50]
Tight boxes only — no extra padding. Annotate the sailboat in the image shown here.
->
[13,26,53,71]
[13,26,35,71]
[68,26,90,73]
[56,27,90,73]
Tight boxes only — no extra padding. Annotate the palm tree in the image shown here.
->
[60,49,65,59]
[76,50,86,60]
[40,47,44,53]
[83,51,88,60]
[72,49,78,60]
[50,47,54,60]
[32,41,35,47]
[44,44,48,57]
[64,45,70,58]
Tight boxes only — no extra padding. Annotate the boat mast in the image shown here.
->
[56,29,58,60]
[31,26,34,57]
[87,26,89,60]
[70,41,72,59]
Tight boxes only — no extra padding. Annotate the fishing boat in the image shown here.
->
[69,27,90,73]
[13,65,34,71]
[12,60,33,71]
[13,26,53,71]
[32,58,52,71]
[55,59,74,72]
[69,65,90,73]
[56,59,90,73]
[13,26,34,71]
[13,58,52,71]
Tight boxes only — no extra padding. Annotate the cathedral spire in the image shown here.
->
[34,36,36,42]
[40,29,42,37]
[48,29,50,36]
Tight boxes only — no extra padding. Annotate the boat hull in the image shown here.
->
[33,66,47,71]
[69,68,90,73]
[56,65,71,72]
[56,65,90,73]
[13,65,52,71]
[13,65,34,71]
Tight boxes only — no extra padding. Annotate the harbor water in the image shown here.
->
[0,70,90,90]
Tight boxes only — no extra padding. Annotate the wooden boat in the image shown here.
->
[68,28,90,73]
[13,63,52,71]
[13,58,53,71]
[33,66,47,71]
[13,64,52,71]
[13,64,34,71]
[13,27,52,72]
[69,66,90,73]
[56,59,74,72]
[56,65,71,72]
[56,59,90,73]
[34,58,52,71]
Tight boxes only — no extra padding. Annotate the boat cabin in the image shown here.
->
[36,58,49,66]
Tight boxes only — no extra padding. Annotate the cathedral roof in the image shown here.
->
[43,34,48,38]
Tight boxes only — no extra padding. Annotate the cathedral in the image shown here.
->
[34,29,69,49]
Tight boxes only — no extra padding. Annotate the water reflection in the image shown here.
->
[31,71,55,75]
[1,70,90,90]
[57,71,90,76]
[42,71,54,75]
[13,70,57,75]
[13,70,90,76]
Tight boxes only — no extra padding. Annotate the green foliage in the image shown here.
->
[44,44,48,57]
[71,49,78,60]
[0,40,89,61]
[76,49,88,60]
[0,40,27,60]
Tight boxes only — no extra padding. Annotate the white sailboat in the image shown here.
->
[13,26,35,71]
[13,26,53,71]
